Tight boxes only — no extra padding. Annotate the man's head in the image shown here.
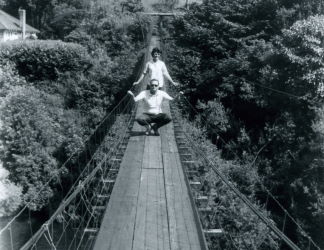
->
[149,79,159,94]
[151,47,161,61]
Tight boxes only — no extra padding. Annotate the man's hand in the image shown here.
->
[133,81,139,86]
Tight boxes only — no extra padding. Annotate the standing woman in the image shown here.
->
[133,47,179,89]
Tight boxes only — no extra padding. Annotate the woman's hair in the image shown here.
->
[151,47,162,56]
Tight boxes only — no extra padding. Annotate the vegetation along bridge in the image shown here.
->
[0,10,321,250]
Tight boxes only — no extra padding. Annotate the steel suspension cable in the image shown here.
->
[174,89,321,250]
[53,117,131,247]
[65,120,132,249]
[20,106,134,250]
[0,94,131,236]
[63,97,133,199]
[176,121,302,250]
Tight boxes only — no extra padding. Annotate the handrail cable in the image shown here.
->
[176,91,321,250]
[62,130,129,249]
[64,97,134,199]
[161,31,318,248]
[0,93,130,235]
[20,109,133,250]
[251,81,304,100]
[211,200,241,249]
[1,14,150,233]
[175,117,301,250]
[62,100,135,200]
[63,109,135,249]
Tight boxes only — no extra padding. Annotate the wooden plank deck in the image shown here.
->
[93,32,205,250]
[93,95,204,250]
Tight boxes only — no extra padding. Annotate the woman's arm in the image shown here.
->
[133,63,149,85]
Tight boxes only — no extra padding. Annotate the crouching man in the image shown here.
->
[127,79,182,136]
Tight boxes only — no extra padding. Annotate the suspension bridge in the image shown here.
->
[0,9,322,250]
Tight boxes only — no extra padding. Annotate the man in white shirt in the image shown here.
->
[133,47,179,89]
[128,79,182,136]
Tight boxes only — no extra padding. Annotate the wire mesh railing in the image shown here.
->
[159,22,321,248]
[168,86,321,250]
[0,94,136,250]
[19,111,134,250]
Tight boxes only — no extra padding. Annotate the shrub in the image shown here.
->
[172,106,278,249]
[0,167,22,217]
[0,85,84,210]
[0,62,27,96]
[0,40,92,81]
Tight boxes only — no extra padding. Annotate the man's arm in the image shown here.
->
[133,63,149,86]
[127,90,145,102]
[162,91,183,101]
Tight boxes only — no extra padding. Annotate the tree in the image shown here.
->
[164,0,324,247]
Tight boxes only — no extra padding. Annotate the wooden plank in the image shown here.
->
[162,152,203,250]
[133,169,170,250]
[160,101,178,153]
[142,136,163,169]
[160,97,207,249]
[94,30,206,250]
[93,137,145,250]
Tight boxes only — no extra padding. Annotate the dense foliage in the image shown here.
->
[0,0,149,212]
[170,103,279,249]
[0,41,91,81]
[0,168,22,217]
[162,0,324,248]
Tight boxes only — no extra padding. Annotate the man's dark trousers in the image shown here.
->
[136,113,171,129]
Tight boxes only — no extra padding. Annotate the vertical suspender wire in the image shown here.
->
[67,152,115,249]
[51,217,54,247]
[64,122,130,249]
[265,193,269,209]
[63,214,66,249]
[176,92,321,250]
[174,118,302,250]
[28,209,35,248]
[210,204,240,249]
[0,94,130,240]
[280,213,288,249]
[308,236,312,250]
[44,223,56,250]
[12,6,145,248]
[55,194,84,248]
[261,185,320,249]
[9,224,14,250]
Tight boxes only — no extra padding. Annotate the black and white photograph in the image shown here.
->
[0,0,323,249]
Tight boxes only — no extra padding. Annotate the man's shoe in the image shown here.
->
[145,124,151,135]
[152,124,160,136]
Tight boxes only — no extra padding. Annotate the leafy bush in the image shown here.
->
[0,62,27,96]
[164,2,324,248]
[0,85,84,210]
[172,106,278,249]
[0,0,148,213]
[0,40,92,81]
[0,167,22,217]
[48,3,87,39]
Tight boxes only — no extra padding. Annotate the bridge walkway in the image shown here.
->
[93,36,204,250]
[93,91,203,250]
